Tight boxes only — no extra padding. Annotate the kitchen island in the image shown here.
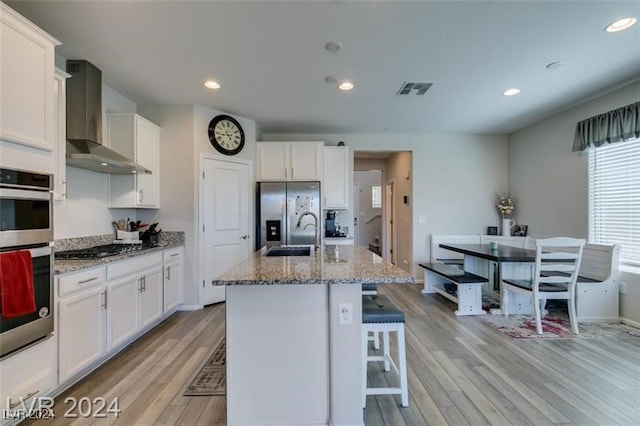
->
[212,245,414,426]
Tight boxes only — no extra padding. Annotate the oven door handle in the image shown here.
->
[0,187,51,200]
[1,245,53,257]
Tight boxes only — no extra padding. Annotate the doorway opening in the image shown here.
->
[353,151,412,273]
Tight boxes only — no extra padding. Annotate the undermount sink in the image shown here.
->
[265,247,311,257]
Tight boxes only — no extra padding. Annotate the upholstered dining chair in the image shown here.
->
[502,237,585,335]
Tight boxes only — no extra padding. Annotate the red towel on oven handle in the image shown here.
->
[0,250,37,318]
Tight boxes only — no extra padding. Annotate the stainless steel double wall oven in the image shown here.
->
[0,168,54,358]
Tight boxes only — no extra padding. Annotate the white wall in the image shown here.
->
[55,84,137,239]
[264,133,509,275]
[508,80,640,323]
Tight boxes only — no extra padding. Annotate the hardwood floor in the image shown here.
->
[25,283,639,425]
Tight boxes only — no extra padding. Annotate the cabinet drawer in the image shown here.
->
[1,335,57,411]
[107,252,163,281]
[58,266,106,297]
[163,246,183,262]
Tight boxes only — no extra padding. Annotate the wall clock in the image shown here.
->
[208,114,245,155]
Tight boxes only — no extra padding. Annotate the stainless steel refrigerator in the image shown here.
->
[256,181,321,249]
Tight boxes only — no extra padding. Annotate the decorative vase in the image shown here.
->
[501,218,515,236]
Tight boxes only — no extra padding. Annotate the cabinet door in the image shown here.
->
[163,259,183,313]
[0,6,58,151]
[53,68,69,203]
[107,275,140,351]
[135,117,160,207]
[323,147,350,209]
[140,267,164,329]
[58,286,106,383]
[290,143,323,180]
[257,142,288,180]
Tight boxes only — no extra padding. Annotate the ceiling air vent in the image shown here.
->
[396,82,433,96]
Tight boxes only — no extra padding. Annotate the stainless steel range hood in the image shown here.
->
[65,60,151,175]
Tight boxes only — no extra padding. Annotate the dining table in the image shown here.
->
[439,243,537,314]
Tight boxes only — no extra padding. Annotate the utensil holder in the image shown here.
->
[117,230,139,242]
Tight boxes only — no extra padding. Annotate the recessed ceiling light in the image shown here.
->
[338,81,354,91]
[606,16,637,32]
[325,41,342,52]
[204,80,220,89]
[502,88,521,96]
[100,162,108,166]
[545,61,564,70]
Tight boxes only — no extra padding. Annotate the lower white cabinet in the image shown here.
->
[139,267,164,329]
[106,252,163,351]
[0,335,57,418]
[55,246,182,390]
[57,266,107,384]
[106,275,140,351]
[163,247,183,313]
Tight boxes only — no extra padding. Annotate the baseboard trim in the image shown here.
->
[621,317,640,328]
[178,304,203,311]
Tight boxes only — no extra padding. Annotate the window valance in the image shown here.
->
[572,101,639,152]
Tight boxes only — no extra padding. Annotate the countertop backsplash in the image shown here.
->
[55,231,185,251]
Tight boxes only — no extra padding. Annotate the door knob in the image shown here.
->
[241,235,249,239]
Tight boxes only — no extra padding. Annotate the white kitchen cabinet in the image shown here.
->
[0,3,59,151]
[257,141,324,181]
[163,247,184,313]
[139,266,164,329]
[106,252,164,350]
[106,275,140,351]
[323,146,351,209]
[0,335,57,418]
[108,113,160,208]
[53,68,70,203]
[57,266,107,384]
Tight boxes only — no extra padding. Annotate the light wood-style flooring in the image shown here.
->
[25,283,640,425]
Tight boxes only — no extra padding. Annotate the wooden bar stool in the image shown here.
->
[362,295,408,407]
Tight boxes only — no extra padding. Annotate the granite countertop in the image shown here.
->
[54,231,185,275]
[212,245,415,286]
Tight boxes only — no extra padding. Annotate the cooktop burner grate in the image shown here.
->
[55,243,142,259]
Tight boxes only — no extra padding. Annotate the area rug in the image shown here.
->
[184,338,226,396]
[481,314,640,339]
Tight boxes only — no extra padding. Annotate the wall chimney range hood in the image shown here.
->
[65,60,151,175]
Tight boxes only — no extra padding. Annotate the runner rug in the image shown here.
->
[184,338,226,396]
[481,314,640,339]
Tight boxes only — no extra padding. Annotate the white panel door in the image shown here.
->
[202,158,251,305]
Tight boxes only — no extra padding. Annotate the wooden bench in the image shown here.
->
[576,243,620,321]
[537,243,620,320]
[419,262,488,316]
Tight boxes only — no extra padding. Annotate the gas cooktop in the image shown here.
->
[55,243,143,260]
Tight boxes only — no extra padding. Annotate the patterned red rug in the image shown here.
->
[481,314,640,339]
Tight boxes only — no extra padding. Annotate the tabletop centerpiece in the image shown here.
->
[497,196,515,236]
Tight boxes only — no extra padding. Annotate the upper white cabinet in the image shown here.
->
[323,146,351,209]
[257,142,324,181]
[108,114,161,208]
[0,3,60,151]
[53,68,70,203]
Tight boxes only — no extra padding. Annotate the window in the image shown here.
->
[371,186,382,208]
[588,138,640,266]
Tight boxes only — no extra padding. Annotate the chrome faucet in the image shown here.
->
[296,211,319,250]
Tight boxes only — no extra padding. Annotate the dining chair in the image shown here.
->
[502,237,585,335]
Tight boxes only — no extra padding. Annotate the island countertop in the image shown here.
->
[212,245,414,285]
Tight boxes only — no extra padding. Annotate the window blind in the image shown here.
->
[588,138,640,266]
